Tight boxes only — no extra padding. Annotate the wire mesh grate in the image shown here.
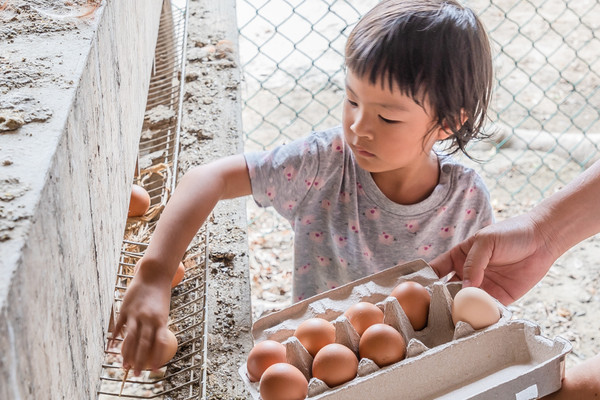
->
[97,1,209,399]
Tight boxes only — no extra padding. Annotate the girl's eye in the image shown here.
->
[347,98,358,107]
[379,116,401,124]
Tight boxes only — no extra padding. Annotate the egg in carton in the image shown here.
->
[240,259,571,400]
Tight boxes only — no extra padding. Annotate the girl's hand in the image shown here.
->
[113,267,172,376]
[430,213,559,305]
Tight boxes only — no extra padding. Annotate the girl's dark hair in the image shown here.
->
[345,0,493,156]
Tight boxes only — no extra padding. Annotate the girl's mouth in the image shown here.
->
[353,146,375,158]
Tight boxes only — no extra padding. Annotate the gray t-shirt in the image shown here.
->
[245,126,493,302]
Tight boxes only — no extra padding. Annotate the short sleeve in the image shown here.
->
[244,134,322,220]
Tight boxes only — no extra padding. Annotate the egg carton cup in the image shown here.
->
[239,259,572,400]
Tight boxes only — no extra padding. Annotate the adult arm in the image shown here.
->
[431,160,600,305]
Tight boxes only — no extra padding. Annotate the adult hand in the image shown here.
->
[113,265,172,376]
[430,213,560,305]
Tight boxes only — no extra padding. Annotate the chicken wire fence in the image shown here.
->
[236,0,600,212]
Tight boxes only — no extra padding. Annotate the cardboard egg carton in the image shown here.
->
[240,259,572,400]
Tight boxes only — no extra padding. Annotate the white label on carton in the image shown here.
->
[515,384,538,400]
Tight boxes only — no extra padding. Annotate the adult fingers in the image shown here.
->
[461,234,494,288]
[430,241,469,280]
[429,250,454,278]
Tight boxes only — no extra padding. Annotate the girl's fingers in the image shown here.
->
[147,328,169,371]
[120,318,138,371]
[132,324,156,376]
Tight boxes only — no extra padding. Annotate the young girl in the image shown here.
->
[116,0,494,373]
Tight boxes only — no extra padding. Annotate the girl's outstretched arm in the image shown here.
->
[113,154,251,375]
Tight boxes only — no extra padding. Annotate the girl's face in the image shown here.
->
[342,69,448,177]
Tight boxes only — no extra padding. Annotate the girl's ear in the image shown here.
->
[437,109,468,140]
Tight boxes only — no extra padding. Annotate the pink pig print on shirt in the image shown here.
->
[405,220,419,233]
[333,234,348,248]
[417,244,434,257]
[365,207,381,220]
[312,176,324,190]
[379,232,395,244]
[296,263,311,275]
[283,165,297,182]
[439,226,455,238]
[356,182,366,196]
[464,208,476,221]
[338,257,348,269]
[301,215,314,225]
[309,231,325,243]
[437,205,448,216]
[266,186,276,202]
[321,199,332,210]
[326,281,338,290]
[339,191,351,203]
[332,137,344,153]
[304,176,323,190]
[317,256,331,267]
[465,186,477,199]
[283,200,297,212]
[362,246,373,260]
[349,220,360,234]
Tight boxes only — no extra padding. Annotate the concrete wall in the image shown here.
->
[177,0,254,397]
[0,1,163,398]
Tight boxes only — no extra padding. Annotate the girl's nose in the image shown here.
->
[350,112,373,140]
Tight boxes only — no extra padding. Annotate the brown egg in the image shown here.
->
[246,340,287,382]
[390,281,431,330]
[294,318,335,357]
[359,323,406,367]
[260,363,308,400]
[139,328,177,370]
[343,301,384,336]
[170,262,185,288]
[128,184,151,217]
[134,260,185,289]
[312,343,358,387]
[452,287,501,330]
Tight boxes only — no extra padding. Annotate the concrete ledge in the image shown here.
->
[0,1,162,398]
[177,0,254,398]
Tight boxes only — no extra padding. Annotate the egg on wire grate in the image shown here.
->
[128,184,151,217]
